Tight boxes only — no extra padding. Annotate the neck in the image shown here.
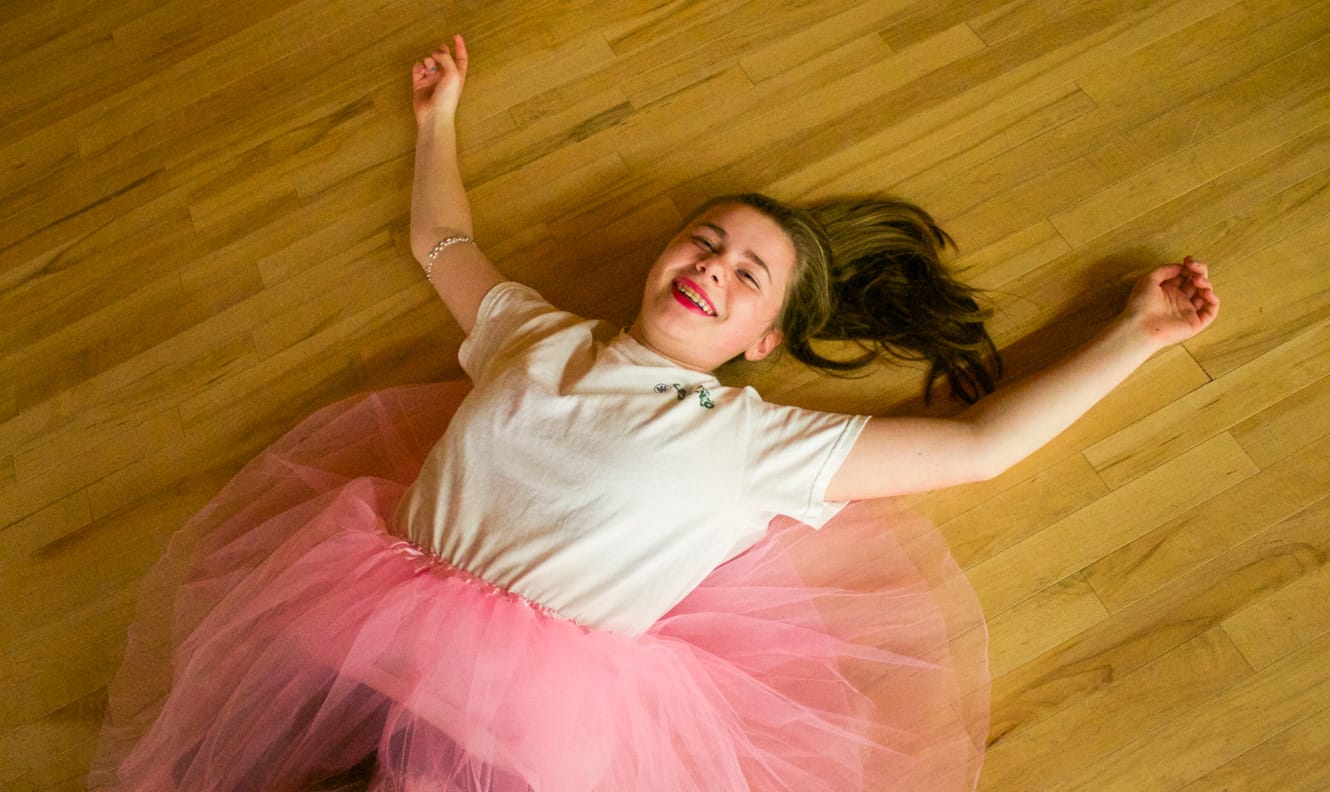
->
[626,321,714,373]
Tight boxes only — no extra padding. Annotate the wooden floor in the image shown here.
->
[3,1,1329,788]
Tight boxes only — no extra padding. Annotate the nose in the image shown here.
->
[694,255,728,285]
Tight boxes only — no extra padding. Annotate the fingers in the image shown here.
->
[412,38,465,82]
[453,34,468,79]
[1178,255,1220,326]
[1145,257,1211,293]
[426,47,450,75]
[1179,257,1212,290]
[1150,262,1184,281]
[1193,288,1220,325]
[1182,255,1208,281]
[1146,262,1185,290]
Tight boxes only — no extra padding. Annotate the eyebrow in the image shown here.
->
[698,222,772,280]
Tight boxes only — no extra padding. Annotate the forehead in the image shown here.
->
[689,203,797,274]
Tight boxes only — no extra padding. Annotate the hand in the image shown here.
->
[412,35,468,127]
[1122,256,1220,350]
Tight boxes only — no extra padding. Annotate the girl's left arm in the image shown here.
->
[824,258,1220,500]
[410,35,507,334]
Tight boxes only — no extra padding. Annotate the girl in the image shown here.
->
[90,36,1218,791]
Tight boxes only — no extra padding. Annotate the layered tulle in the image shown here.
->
[89,383,988,791]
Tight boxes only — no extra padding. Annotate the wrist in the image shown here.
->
[413,120,461,168]
[416,108,458,134]
[1106,313,1168,360]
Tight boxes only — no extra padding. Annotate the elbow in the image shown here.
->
[410,224,473,266]
[409,227,438,266]
[962,423,1017,484]
[970,456,1012,484]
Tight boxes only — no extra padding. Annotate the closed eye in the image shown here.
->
[693,233,760,288]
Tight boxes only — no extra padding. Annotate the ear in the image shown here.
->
[743,328,784,361]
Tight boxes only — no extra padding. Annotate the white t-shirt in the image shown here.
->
[396,282,867,634]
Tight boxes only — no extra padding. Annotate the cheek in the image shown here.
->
[745,290,786,328]
[727,302,780,343]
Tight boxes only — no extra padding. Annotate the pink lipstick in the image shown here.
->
[672,278,716,316]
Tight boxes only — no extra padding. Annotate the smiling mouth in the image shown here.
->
[672,278,716,316]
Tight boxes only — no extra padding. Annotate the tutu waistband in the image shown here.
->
[385,539,571,625]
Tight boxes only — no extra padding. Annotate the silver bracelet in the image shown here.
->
[424,235,475,282]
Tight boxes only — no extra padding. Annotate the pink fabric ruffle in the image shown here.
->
[89,384,987,791]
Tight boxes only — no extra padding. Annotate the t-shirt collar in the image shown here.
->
[610,331,719,383]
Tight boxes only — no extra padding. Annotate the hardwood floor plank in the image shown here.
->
[0,687,105,787]
[988,486,1330,752]
[466,88,631,187]
[985,572,1109,679]
[1084,317,1330,487]
[78,0,369,157]
[1085,432,1330,612]
[0,329,257,489]
[940,5,1330,248]
[737,1,903,84]
[1230,373,1330,467]
[12,407,183,515]
[960,0,1303,216]
[0,0,156,137]
[460,33,619,128]
[1,496,174,642]
[1220,498,1330,669]
[610,2,838,108]
[1226,569,1330,670]
[2,207,199,355]
[255,170,412,288]
[0,1,100,54]
[1057,630,1330,790]
[941,453,1108,569]
[630,29,939,189]
[1073,0,1324,110]
[969,433,1258,617]
[1049,75,1330,247]
[878,0,1013,50]
[3,247,260,424]
[670,23,989,208]
[1187,192,1330,377]
[811,84,1101,216]
[1,603,133,733]
[954,220,1073,293]
[982,625,1251,791]
[0,493,91,578]
[250,238,405,359]
[1177,703,1330,792]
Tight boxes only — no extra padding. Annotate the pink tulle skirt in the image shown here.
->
[89,383,988,791]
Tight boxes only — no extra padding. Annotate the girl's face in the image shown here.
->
[629,203,797,372]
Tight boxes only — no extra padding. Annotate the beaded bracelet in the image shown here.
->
[424,234,475,283]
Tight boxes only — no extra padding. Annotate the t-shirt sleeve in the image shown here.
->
[743,398,869,528]
[458,281,570,382]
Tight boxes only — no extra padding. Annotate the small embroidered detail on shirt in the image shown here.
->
[696,386,715,409]
[655,383,715,409]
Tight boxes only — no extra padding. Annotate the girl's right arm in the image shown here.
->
[825,259,1220,500]
[410,35,506,333]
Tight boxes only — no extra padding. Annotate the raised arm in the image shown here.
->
[410,35,506,333]
[825,258,1220,500]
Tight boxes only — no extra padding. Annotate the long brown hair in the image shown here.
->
[693,194,1002,403]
